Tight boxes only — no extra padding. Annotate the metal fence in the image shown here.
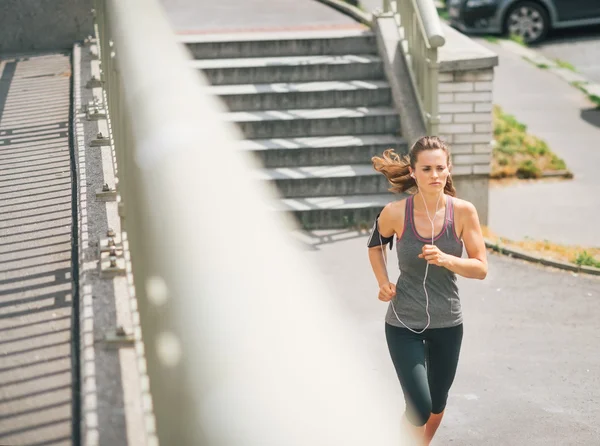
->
[382,0,445,135]
[92,0,399,444]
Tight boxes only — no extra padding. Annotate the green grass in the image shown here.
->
[482,227,600,270]
[485,36,499,43]
[588,94,600,108]
[555,59,576,72]
[509,33,527,46]
[571,81,600,109]
[437,7,449,20]
[522,56,550,70]
[573,251,600,269]
[491,105,572,179]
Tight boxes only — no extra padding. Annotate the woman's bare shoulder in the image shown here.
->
[380,197,409,236]
[383,197,409,218]
[451,197,477,215]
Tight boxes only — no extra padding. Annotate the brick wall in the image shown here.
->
[437,68,494,177]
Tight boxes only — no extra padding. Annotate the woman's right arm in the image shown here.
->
[367,204,398,302]
[368,245,390,287]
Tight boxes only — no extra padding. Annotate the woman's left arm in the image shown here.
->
[420,201,488,279]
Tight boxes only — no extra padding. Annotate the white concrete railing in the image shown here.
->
[382,0,445,134]
[92,0,398,445]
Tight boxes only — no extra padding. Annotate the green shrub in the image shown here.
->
[497,156,509,166]
[573,251,600,268]
[516,160,541,178]
[549,155,567,170]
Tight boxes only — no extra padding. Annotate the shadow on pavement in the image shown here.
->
[581,107,600,128]
[541,24,600,46]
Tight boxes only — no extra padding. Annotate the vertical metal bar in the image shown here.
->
[428,48,440,136]
[391,0,444,135]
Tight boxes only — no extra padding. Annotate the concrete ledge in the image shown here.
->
[179,28,373,43]
[485,239,600,277]
[438,24,498,73]
[314,0,373,26]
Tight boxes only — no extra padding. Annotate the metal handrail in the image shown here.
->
[92,0,399,444]
[382,0,444,135]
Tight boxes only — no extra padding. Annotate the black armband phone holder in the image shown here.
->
[367,213,394,250]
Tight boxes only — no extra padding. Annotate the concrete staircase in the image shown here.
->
[184,29,408,229]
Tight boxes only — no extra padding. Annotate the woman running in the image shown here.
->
[367,136,488,445]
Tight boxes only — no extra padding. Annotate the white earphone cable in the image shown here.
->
[379,177,442,334]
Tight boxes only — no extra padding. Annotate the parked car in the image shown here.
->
[447,0,600,44]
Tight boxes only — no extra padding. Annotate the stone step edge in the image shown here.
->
[204,80,390,96]
[189,54,381,69]
[225,107,398,122]
[179,29,374,44]
[275,193,396,212]
[260,164,380,180]
[239,134,406,151]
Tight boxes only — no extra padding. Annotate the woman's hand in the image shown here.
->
[419,244,450,267]
[378,282,396,302]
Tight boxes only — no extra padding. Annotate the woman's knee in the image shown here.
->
[431,390,449,415]
[431,403,446,416]
[405,398,432,426]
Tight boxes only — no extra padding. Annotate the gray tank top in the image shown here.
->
[385,195,464,329]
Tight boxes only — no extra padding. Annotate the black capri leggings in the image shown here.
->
[385,323,463,427]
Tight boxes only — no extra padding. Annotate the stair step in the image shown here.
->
[258,164,390,198]
[279,192,396,211]
[240,134,408,168]
[192,54,383,85]
[182,29,377,59]
[224,107,399,139]
[277,193,401,230]
[205,80,391,111]
[260,164,378,180]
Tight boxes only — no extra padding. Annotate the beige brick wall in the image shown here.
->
[437,68,494,177]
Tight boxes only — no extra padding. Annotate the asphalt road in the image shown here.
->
[300,229,600,445]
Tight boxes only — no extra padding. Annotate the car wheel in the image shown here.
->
[504,1,550,44]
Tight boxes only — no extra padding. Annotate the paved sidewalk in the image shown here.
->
[478,39,600,247]
[159,0,364,33]
[536,25,600,84]
[0,53,73,446]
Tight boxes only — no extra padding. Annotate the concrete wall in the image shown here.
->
[437,67,495,225]
[437,24,498,225]
[438,68,494,177]
[0,0,93,53]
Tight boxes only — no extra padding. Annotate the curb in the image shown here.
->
[497,39,600,107]
[484,238,600,277]
[315,0,373,26]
